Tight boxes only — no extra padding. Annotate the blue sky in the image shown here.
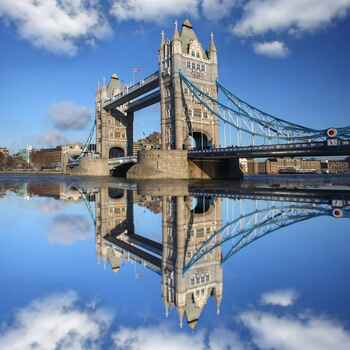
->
[0,0,350,152]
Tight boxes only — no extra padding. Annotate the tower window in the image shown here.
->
[187,61,191,69]
[191,51,195,57]
[201,64,205,72]
[191,62,196,70]
[197,63,201,71]
[194,108,202,119]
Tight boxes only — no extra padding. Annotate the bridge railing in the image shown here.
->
[103,71,159,107]
[188,139,350,154]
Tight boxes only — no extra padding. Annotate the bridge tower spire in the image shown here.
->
[159,19,220,150]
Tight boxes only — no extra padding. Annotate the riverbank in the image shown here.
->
[0,169,63,175]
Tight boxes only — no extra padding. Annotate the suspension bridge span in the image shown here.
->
[67,19,350,178]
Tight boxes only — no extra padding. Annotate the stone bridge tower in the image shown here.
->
[161,195,223,328]
[95,185,134,270]
[96,75,134,159]
[159,20,219,150]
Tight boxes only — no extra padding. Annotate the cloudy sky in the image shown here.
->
[0,0,349,151]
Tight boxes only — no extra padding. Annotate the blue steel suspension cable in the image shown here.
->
[183,204,331,272]
[217,80,350,139]
[179,72,325,141]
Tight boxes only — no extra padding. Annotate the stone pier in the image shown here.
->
[127,150,243,180]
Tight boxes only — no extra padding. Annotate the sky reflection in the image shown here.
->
[0,176,349,349]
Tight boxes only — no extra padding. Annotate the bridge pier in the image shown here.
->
[65,158,109,176]
[189,158,243,180]
[127,150,243,180]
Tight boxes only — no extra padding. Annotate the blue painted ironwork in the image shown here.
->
[183,202,350,273]
[77,119,96,160]
[179,72,350,144]
[68,119,96,167]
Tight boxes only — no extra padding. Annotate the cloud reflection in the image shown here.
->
[240,310,350,350]
[1,289,350,350]
[0,291,112,350]
[48,214,91,245]
[260,289,298,307]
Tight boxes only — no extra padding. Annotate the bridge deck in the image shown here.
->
[104,235,161,273]
[103,72,159,110]
[188,140,350,159]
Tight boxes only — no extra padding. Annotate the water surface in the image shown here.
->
[1,175,350,349]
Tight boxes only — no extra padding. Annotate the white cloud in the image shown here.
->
[48,214,92,245]
[201,0,236,21]
[110,0,199,22]
[113,326,206,350]
[0,291,112,350]
[48,101,91,130]
[260,289,298,306]
[0,0,111,56]
[113,325,246,350]
[233,0,350,37]
[36,198,65,214]
[110,0,235,22]
[253,40,289,58]
[240,310,350,350]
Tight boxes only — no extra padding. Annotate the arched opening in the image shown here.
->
[189,132,211,150]
[110,162,135,178]
[109,147,124,159]
[108,187,124,199]
[191,196,214,214]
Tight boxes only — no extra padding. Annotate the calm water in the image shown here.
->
[1,175,350,350]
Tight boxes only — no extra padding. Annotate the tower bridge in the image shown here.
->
[67,19,350,179]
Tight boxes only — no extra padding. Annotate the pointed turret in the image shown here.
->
[215,288,222,315]
[164,300,169,318]
[161,30,165,45]
[209,32,217,52]
[173,20,180,41]
[172,20,182,54]
[209,32,217,64]
[178,305,185,328]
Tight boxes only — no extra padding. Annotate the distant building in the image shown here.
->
[30,147,62,170]
[326,160,349,174]
[61,143,82,167]
[239,158,248,173]
[133,132,161,156]
[0,147,9,156]
[27,183,61,199]
[240,159,265,175]
[266,158,321,174]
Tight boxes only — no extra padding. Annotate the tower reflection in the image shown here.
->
[95,186,223,329]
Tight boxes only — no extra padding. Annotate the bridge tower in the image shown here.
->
[96,75,134,159]
[161,195,223,328]
[159,19,219,150]
[95,185,134,271]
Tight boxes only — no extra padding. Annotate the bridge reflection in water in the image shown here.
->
[6,178,349,329]
[75,180,349,330]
